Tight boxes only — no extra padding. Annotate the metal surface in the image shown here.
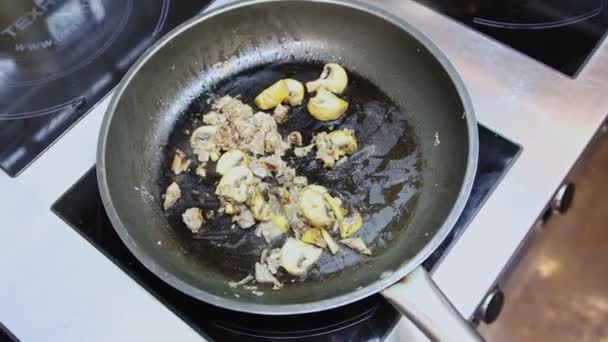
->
[1,0,608,341]
[97,0,478,315]
[550,182,575,213]
[474,286,504,324]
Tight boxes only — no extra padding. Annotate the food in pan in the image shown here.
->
[162,64,372,288]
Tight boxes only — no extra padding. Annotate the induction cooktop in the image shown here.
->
[0,0,211,177]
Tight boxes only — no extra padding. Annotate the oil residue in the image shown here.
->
[157,61,422,282]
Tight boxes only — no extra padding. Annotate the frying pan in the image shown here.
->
[97,0,481,340]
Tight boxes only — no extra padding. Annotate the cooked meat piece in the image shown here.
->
[341,237,372,256]
[233,118,257,141]
[287,132,303,146]
[292,176,308,187]
[264,248,282,274]
[313,132,338,168]
[255,262,282,289]
[195,164,206,178]
[215,125,239,151]
[248,130,267,156]
[171,149,191,175]
[249,158,271,178]
[265,130,289,155]
[273,103,289,124]
[163,182,181,210]
[277,166,296,184]
[233,208,256,229]
[203,111,226,126]
[182,208,205,233]
[213,96,253,121]
[294,144,314,158]
[255,222,284,243]
[228,274,253,288]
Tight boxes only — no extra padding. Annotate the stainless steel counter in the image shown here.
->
[1,0,606,341]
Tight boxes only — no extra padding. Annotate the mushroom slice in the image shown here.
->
[301,228,327,249]
[305,63,349,94]
[328,130,358,156]
[297,186,334,228]
[171,150,191,175]
[320,228,340,255]
[216,149,250,176]
[341,237,372,256]
[269,213,289,232]
[284,78,305,106]
[307,88,349,121]
[249,189,270,221]
[254,80,289,110]
[287,131,303,146]
[340,211,363,238]
[255,262,282,289]
[182,208,205,233]
[163,182,181,210]
[216,166,254,203]
[279,238,323,276]
[190,125,218,146]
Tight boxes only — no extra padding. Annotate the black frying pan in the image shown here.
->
[97,1,480,340]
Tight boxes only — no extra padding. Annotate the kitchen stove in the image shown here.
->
[52,126,520,341]
[0,0,211,177]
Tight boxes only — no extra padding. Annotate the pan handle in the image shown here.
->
[381,267,484,342]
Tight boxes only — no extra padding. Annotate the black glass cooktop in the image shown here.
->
[51,125,520,342]
[0,0,211,177]
[416,0,608,76]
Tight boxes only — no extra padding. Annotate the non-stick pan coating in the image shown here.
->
[98,0,477,314]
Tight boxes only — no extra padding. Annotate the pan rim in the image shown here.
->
[97,0,479,315]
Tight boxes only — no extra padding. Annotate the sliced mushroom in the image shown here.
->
[269,213,289,232]
[182,208,205,233]
[249,189,270,221]
[340,211,363,238]
[171,150,191,175]
[301,228,327,249]
[163,182,181,210]
[190,125,218,146]
[320,228,340,255]
[297,186,335,228]
[279,237,323,276]
[306,63,348,94]
[287,131,303,146]
[307,88,349,122]
[254,80,289,110]
[284,78,305,106]
[216,149,250,176]
[341,237,372,256]
[216,166,254,203]
[328,130,358,156]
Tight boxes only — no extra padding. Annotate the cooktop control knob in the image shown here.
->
[551,182,575,214]
[475,286,504,324]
